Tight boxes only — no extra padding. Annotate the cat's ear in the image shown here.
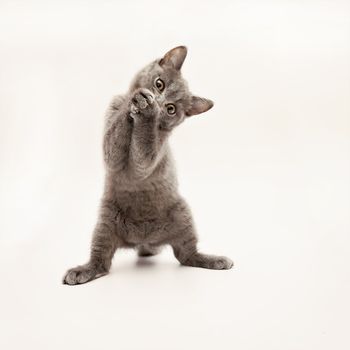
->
[159,46,187,70]
[186,96,214,117]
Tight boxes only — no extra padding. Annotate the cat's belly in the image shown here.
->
[116,189,173,219]
[113,189,178,244]
[118,218,170,245]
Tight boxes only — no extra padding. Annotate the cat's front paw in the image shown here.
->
[130,88,157,119]
[63,263,108,285]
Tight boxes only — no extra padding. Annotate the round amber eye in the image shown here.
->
[154,78,165,92]
[166,104,176,115]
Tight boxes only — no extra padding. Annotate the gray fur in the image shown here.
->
[63,46,233,285]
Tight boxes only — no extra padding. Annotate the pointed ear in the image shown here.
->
[186,96,214,117]
[159,46,187,70]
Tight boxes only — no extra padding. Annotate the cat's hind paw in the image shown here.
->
[181,253,234,270]
[62,264,108,285]
[211,256,234,270]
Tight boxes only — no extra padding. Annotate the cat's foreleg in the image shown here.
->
[129,88,163,176]
[103,95,133,172]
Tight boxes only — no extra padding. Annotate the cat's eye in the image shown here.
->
[154,78,165,92]
[166,104,176,115]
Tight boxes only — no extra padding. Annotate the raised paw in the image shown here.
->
[130,88,156,118]
[62,263,108,285]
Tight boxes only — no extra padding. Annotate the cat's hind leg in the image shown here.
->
[167,202,233,270]
[63,201,124,285]
[171,233,233,270]
[63,225,121,285]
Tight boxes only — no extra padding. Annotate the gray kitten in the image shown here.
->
[63,46,233,285]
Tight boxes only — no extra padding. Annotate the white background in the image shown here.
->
[1,1,349,349]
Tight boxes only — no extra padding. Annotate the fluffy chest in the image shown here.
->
[115,187,175,222]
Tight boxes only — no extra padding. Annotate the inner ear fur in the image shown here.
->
[186,96,214,117]
[159,46,187,70]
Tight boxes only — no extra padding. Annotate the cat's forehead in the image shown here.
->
[143,60,178,81]
[133,60,190,101]
[163,78,190,103]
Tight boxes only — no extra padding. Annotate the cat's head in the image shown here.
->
[129,46,213,131]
